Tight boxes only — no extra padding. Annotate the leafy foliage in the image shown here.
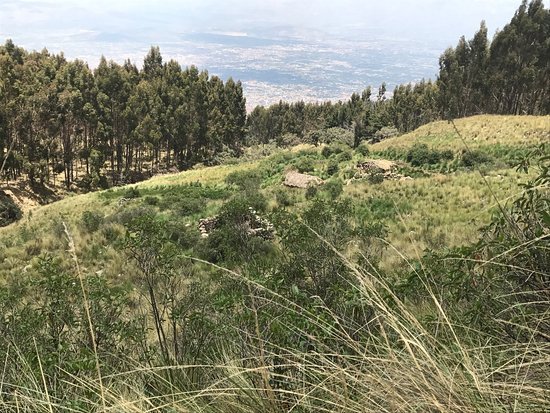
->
[406,143,454,166]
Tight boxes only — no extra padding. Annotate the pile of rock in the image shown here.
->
[355,159,409,181]
[283,171,324,188]
[198,216,219,238]
[246,207,275,240]
[198,208,275,240]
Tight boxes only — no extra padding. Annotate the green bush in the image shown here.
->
[374,126,399,141]
[321,146,332,158]
[278,133,302,148]
[123,187,141,199]
[101,223,123,243]
[80,210,104,233]
[178,197,207,216]
[308,127,354,147]
[441,149,454,161]
[275,188,294,207]
[199,195,273,264]
[355,142,370,156]
[406,144,454,167]
[460,149,492,167]
[326,159,339,176]
[359,196,411,221]
[109,206,154,226]
[225,169,263,191]
[336,150,353,163]
[367,171,385,184]
[293,157,316,173]
[305,185,318,200]
[144,196,159,206]
[77,173,109,192]
[323,179,344,200]
[321,143,347,158]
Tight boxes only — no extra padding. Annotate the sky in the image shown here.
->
[0,0,526,107]
[0,0,523,53]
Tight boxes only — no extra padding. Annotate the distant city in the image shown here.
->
[8,31,441,110]
[1,0,522,110]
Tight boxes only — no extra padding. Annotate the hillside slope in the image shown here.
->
[0,114,548,413]
[1,114,547,277]
[372,115,549,150]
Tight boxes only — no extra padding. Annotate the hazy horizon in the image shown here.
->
[1,0,524,108]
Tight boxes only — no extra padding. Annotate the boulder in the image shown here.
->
[283,171,323,188]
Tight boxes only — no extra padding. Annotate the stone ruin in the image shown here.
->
[198,216,219,238]
[198,207,275,240]
[354,159,411,181]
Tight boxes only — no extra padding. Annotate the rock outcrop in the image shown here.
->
[283,171,324,188]
[355,159,410,181]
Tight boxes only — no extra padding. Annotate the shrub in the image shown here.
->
[359,197,402,220]
[211,146,240,165]
[123,187,141,199]
[373,126,399,141]
[109,206,154,226]
[275,188,294,207]
[309,127,354,147]
[441,149,454,161]
[305,185,318,200]
[460,149,492,167]
[271,198,361,305]
[355,142,370,156]
[225,169,263,191]
[81,210,104,233]
[321,146,333,158]
[367,171,385,184]
[326,159,339,176]
[178,197,207,216]
[76,174,93,192]
[166,221,200,250]
[293,157,315,173]
[336,150,353,163]
[323,179,344,200]
[321,143,347,158]
[144,196,159,206]
[278,133,302,148]
[199,195,274,264]
[101,223,123,243]
[406,144,453,167]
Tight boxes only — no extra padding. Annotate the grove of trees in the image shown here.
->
[1,0,548,192]
[248,0,549,144]
[0,45,246,189]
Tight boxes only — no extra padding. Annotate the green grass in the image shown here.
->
[1,115,546,276]
[1,243,549,413]
[0,115,548,412]
[372,114,550,151]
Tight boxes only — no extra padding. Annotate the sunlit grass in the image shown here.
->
[372,115,550,151]
[344,168,534,268]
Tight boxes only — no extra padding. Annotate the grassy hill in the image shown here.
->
[1,115,547,276]
[0,114,548,412]
[371,115,550,150]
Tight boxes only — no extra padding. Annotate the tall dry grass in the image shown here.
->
[1,242,548,413]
